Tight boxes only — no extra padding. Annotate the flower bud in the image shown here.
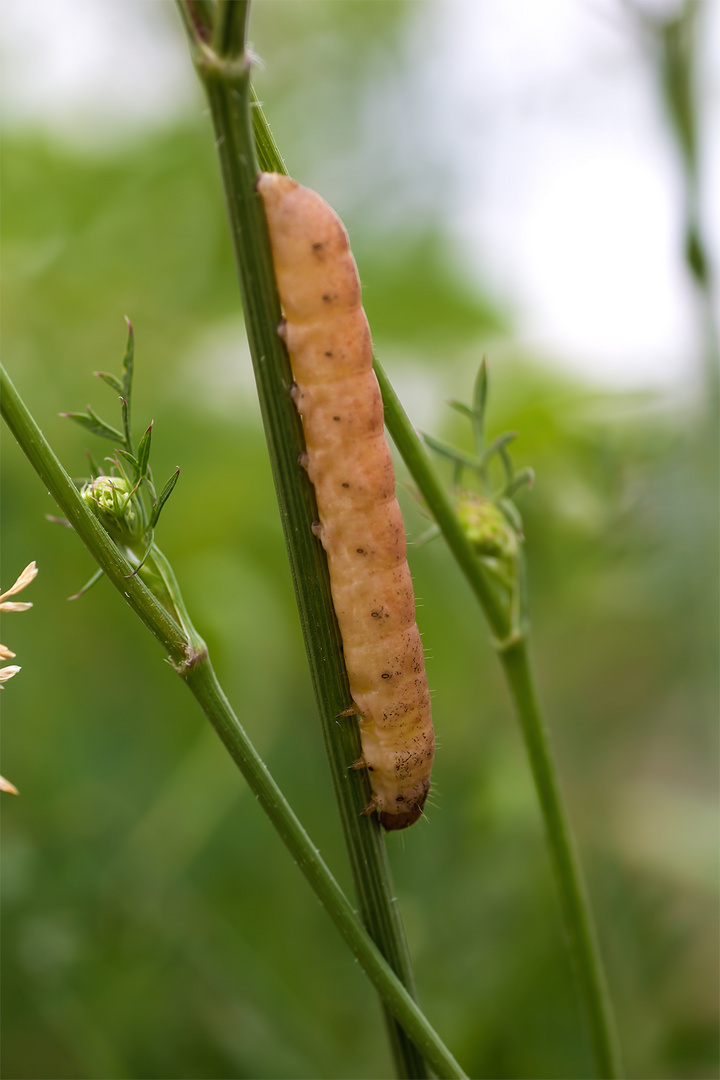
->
[456,497,517,560]
[81,476,143,545]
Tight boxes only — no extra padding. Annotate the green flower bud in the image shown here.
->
[81,476,143,545]
[456,497,517,560]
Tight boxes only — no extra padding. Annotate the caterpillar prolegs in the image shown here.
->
[257,172,434,831]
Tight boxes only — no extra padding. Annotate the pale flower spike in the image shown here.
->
[0,561,38,606]
[0,561,38,795]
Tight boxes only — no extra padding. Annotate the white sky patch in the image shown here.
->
[0,0,199,146]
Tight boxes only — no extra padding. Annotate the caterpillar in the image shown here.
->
[257,172,434,831]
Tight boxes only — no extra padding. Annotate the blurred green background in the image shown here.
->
[1,3,717,1079]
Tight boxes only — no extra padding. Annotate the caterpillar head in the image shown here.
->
[378,778,430,831]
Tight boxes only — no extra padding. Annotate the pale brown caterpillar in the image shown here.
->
[257,172,434,831]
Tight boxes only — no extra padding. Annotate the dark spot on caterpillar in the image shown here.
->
[342,482,350,488]
[356,548,365,555]
[322,293,337,304]
[333,416,341,422]
[395,795,405,803]
[312,241,325,253]
[371,611,380,618]
[381,672,391,680]
[325,351,333,357]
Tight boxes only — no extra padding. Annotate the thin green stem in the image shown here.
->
[379,353,622,1079]
[374,364,512,643]
[655,2,719,427]
[499,637,622,1079]
[183,660,465,1079]
[244,71,622,1080]
[178,6,430,1075]
[0,360,467,1080]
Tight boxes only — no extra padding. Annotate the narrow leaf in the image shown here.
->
[150,467,180,528]
[472,358,489,453]
[505,467,535,498]
[481,430,517,471]
[60,410,124,443]
[120,396,132,453]
[68,567,105,601]
[137,421,154,478]
[498,444,514,485]
[125,533,154,579]
[116,449,142,482]
[497,497,523,535]
[142,474,158,506]
[446,400,475,422]
[94,371,123,394]
[421,431,481,470]
[121,318,135,405]
[86,449,102,478]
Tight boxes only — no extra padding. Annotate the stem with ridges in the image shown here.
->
[183,4,434,1075]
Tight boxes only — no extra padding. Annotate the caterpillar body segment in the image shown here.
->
[257,172,434,831]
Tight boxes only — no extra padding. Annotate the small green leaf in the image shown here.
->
[137,421,154,478]
[86,449,102,478]
[497,497,523,534]
[60,409,124,443]
[116,449,142,482]
[121,318,135,404]
[142,474,158,506]
[481,431,517,475]
[125,532,154,579]
[68,567,105,601]
[472,358,489,453]
[421,431,480,470]
[446,400,475,422]
[150,467,180,528]
[505,468,534,498]
[120,396,132,453]
[94,371,124,394]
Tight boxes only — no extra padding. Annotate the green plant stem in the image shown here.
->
[181,662,465,1080]
[499,640,622,1079]
[378,364,623,1079]
[179,5,432,1076]
[374,365,512,642]
[0,361,467,1080]
[655,2,719,427]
